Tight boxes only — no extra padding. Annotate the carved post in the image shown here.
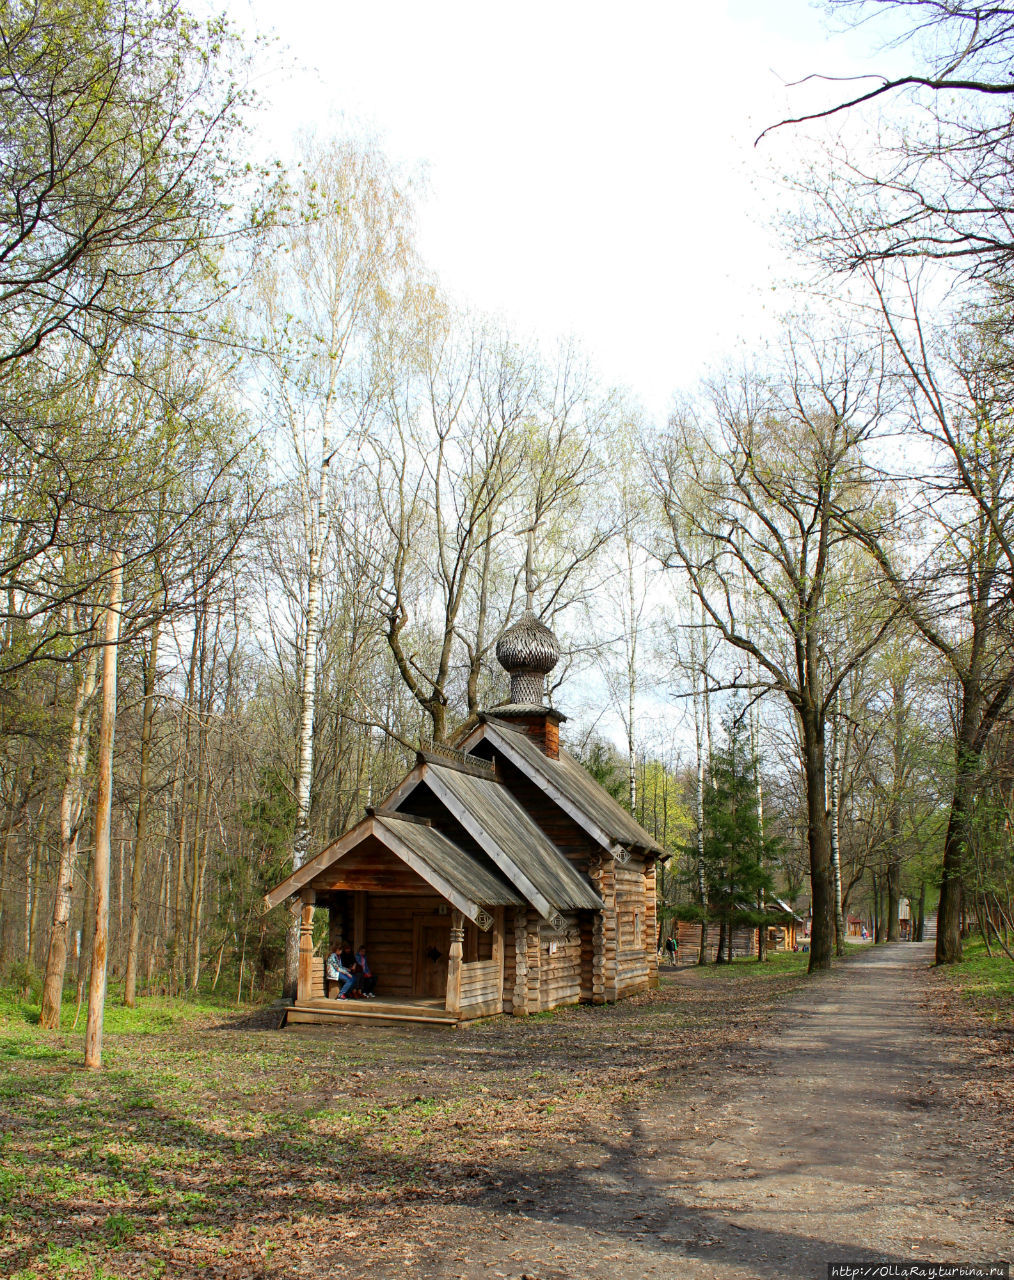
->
[492,907,505,1013]
[446,909,464,1018]
[513,909,528,1016]
[297,890,315,1005]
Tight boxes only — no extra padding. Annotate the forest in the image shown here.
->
[2,0,1014,1058]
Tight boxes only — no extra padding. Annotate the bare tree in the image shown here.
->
[648,333,896,971]
[833,293,1014,961]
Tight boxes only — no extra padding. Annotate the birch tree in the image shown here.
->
[84,551,123,1070]
[251,135,417,995]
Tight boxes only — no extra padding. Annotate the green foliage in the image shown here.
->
[3,963,41,1004]
[243,766,298,887]
[574,736,628,807]
[689,711,778,947]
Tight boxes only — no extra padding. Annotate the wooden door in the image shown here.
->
[413,917,450,999]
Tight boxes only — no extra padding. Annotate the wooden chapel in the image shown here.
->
[264,598,666,1028]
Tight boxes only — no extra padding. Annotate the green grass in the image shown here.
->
[0,985,265,1037]
[698,948,811,978]
[945,936,1014,1025]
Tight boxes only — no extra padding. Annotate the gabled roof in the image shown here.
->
[460,718,665,858]
[375,814,523,908]
[261,811,522,925]
[415,761,602,916]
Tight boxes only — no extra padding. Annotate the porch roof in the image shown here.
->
[262,811,523,923]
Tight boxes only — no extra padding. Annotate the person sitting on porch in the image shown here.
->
[325,946,356,999]
[339,938,361,997]
[355,946,377,999]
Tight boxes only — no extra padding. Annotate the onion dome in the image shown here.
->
[495,609,560,706]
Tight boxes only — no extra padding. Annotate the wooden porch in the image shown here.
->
[287,995,458,1028]
[293,872,508,1026]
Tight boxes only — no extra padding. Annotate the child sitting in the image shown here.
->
[355,946,377,998]
[325,946,356,999]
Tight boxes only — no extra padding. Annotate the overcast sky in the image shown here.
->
[224,0,905,423]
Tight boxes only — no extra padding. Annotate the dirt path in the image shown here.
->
[395,942,1012,1280]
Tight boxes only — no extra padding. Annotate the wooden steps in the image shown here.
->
[285,997,457,1029]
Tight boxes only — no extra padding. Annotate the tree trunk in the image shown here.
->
[692,604,709,965]
[887,856,902,943]
[829,697,846,957]
[873,870,883,942]
[124,619,160,1007]
[285,445,330,1000]
[171,625,200,989]
[936,745,977,964]
[27,812,45,966]
[748,678,767,963]
[916,880,926,942]
[40,644,100,1027]
[716,916,728,964]
[84,551,123,1071]
[801,704,834,972]
[76,843,94,992]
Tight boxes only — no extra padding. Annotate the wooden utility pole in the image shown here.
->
[84,551,123,1071]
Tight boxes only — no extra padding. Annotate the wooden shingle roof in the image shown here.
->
[417,762,603,917]
[261,811,522,925]
[373,814,524,907]
[468,718,665,857]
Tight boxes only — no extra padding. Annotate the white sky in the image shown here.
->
[221,0,915,754]
[225,0,906,422]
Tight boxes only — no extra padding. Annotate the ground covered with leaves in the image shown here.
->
[1,945,1009,1280]
[0,956,813,1279]
[925,938,1014,1166]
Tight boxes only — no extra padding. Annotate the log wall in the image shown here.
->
[614,861,651,997]
[536,912,582,1011]
[458,960,501,1012]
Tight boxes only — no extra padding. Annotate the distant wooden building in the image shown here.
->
[264,606,665,1027]
[673,897,801,965]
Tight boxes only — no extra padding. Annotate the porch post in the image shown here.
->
[492,907,504,1014]
[446,909,464,1018]
[353,890,366,951]
[297,890,315,1005]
